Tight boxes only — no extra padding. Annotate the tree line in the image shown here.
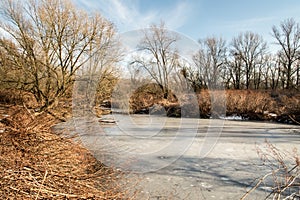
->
[0,0,299,111]
[191,19,300,91]
[131,20,300,95]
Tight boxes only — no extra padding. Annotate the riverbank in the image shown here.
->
[128,88,300,124]
[0,104,134,199]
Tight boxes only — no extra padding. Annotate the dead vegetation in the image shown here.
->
[0,89,38,108]
[128,85,300,124]
[226,90,300,123]
[241,141,300,199]
[0,104,134,199]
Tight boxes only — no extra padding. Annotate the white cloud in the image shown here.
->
[73,0,191,32]
[163,1,190,30]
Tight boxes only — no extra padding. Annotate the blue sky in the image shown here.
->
[73,0,300,47]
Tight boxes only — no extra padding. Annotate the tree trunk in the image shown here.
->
[296,65,299,87]
[286,63,292,89]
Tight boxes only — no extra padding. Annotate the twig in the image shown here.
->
[283,193,296,200]
[288,115,300,125]
[240,170,279,200]
[35,170,48,200]
[23,102,35,120]
[30,188,100,198]
[280,173,300,194]
[30,188,80,198]
[9,186,30,195]
[288,165,298,173]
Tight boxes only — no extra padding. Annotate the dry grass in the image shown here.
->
[225,90,300,123]
[0,105,135,199]
[126,86,300,123]
[225,90,277,120]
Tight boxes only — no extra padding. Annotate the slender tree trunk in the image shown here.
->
[296,65,299,87]
[286,63,292,89]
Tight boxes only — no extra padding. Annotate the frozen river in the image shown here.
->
[53,114,300,199]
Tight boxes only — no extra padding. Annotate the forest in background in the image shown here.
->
[0,0,299,124]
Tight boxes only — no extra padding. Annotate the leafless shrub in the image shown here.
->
[241,141,300,200]
[226,90,276,119]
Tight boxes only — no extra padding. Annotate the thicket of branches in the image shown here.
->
[0,0,119,110]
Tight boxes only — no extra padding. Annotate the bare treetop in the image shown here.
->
[0,0,118,110]
[272,18,300,89]
[131,22,180,99]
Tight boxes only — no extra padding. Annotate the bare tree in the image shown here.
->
[193,36,227,89]
[228,51,244,89]
[131,22,179,99]
[0,0,117,110]
[270,60,281,90]
[231,31,267,89]
[0,39,20,89]
[179,65,204,92]
[260,54,271,89]
[296,59,300,87]
[253,54,269,89]
[272,18,300,89]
